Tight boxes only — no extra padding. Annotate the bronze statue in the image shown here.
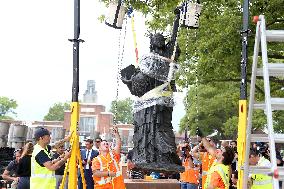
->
[120,33,184,173]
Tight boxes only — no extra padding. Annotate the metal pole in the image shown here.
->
[67,0,85,188]
[169,8,181,60]
[72,0,80,102]
[237,0,249,188]
[240,0,249,100]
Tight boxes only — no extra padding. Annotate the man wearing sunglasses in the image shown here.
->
[78,139,99,189]
[92,127,125,189]
[93,137,102,152]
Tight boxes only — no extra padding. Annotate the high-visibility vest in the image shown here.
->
[251,157,273,189]
[30,144,56,189]
[180,158,199,184]
[204,162,229,189]
[201,152,216,188]
[93,151,125,189]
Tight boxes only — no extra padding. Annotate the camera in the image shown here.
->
[181,146,190,158]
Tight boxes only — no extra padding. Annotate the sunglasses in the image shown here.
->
[14,148,22,153]
[95,141,101,143]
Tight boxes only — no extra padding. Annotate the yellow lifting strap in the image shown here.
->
[139,82,173,101]
[131,14,139,66]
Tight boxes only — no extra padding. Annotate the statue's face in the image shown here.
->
[150,33,166,49]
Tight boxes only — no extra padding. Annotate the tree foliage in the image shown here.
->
[0,96,17,120]
[109,98,134,124]
[180,82,240,139]
[44,102,70,121]
[102,0,284,136]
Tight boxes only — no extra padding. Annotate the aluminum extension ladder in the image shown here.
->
[243,15,284,189]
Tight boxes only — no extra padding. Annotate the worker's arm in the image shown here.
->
[196,128,216,157]
[43,151,71,171]
[176,144,182,157]
[1,170,18,182]
[113,127,121,155]
[191,143,203,160]
[53,131,73,149]
[202,137,216,157]
[92,170,116,178]
[91,157,117,178]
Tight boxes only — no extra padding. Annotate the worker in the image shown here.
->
[197,129,234,189]
[30,127,71,189]
[248,150,272,189]
[191,137,216,188]
[179,144,199,189]
[92,126,125,189]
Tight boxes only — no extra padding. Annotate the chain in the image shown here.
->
[181,4,201,186]
[115,18,128,124]
[192,29,201,188]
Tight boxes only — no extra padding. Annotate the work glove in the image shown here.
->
[196,128,204,138]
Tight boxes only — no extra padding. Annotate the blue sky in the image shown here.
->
[0,0,185,131]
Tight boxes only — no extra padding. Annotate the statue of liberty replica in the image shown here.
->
[120,7,185,172]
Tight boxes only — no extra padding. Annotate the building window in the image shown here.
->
[79,117,96,136]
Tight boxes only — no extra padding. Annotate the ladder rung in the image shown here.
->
[251,134,284,143]
[249,166,284,180]
[249,166,272,174]
[256,63,284,77]
[266,30,284,42]
[253,98,284,111]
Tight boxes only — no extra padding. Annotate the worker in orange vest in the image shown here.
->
[179,144,200,189]
[92,127,125,189]
[196,129,234,189]
[192,138,216,188]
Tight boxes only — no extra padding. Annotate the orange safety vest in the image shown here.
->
[92,150,125,189]
[204,162,229,189]
[201,152,216,188]
[180,158,199,184]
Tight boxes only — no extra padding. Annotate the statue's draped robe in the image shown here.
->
[121,53,184,173]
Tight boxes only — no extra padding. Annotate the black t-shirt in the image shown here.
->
[6,160,18,176]
[35,145,52,167]
[17,155,31,177]
[52,153,65,175]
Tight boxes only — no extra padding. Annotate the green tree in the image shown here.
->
[44,102,70,121]
[180,82,240,139]
[0,96,18,120]
[103,0,284,134]
[109,98,134,124]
